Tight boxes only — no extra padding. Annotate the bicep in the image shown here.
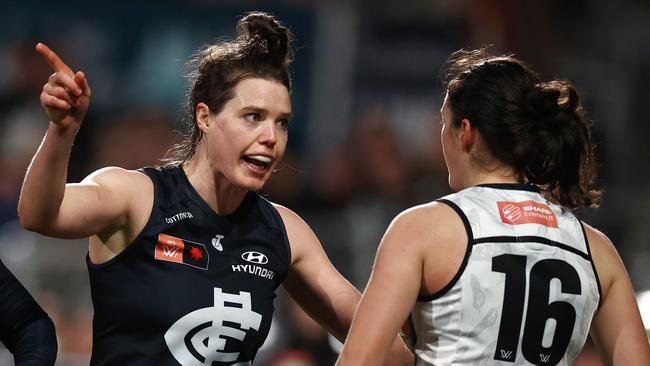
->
[590,274,649,364]
[587,226,650,364]
[47,168,140,238]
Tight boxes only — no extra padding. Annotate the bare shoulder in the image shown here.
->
[386,201,464,245]
[582,222,625,294]
[271,203,312,235]
[81,166,152,197]
[271,203,319,262]
[82,166,150,186]
[582,222,621,266]
[271,203,304,226]
[387,201,468,295]
[582,222,616,256]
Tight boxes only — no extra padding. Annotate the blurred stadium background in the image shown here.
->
[0,1,648,365]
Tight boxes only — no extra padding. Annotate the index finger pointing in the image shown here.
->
[35,43,74,76]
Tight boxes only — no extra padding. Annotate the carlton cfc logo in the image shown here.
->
[241,251,268,264]
[164,287,262,365]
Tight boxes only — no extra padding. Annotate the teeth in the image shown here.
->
[248,155,272,164]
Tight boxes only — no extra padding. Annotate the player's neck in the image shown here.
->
[463,167,520,189]
[183,158,247,216]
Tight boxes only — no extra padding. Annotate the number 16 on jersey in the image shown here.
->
[492,254,583,365]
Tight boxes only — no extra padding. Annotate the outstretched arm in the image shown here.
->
[275,204,412,366]
[18,44,143,241]
[18,43,90,235]
[586,224,650,365]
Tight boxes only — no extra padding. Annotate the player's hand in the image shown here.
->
[36,43,91,130]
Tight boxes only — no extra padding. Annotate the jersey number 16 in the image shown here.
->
[492,254,581,365]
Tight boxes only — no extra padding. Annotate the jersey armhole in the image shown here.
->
[418,199,474,301]
[579,220,603,309]
[86,167,158,269]
[256,196,292,283]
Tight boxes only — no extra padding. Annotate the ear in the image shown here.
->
[196,102,212,133]
[459,118,476,153]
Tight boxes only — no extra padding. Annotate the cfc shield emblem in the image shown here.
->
[164,287,262,365]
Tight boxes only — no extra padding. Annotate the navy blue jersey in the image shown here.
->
[87,165,291,365]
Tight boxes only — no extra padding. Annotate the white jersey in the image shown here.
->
[410,184,601,366]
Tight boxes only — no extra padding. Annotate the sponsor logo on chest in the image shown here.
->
[232,251,276,280]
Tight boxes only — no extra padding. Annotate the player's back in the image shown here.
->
[410,183,601,366]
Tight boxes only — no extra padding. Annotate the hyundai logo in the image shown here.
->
[241,251,268,264]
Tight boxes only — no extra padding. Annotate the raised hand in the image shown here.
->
[36,43,91,130]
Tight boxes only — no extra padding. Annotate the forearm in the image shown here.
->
[18,122,78,230]
[321,282,412,366]
[328,285,361,342]
[0,261,57,365]
[290,271,360,342]
[12,317,57,366]
[337,324,406,366]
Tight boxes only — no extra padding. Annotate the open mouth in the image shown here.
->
[242,155,272,171]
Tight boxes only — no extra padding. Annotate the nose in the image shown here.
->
[258,119,277,147]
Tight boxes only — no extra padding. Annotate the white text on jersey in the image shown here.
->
[232,264,276,280]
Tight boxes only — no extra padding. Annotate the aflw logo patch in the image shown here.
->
[154,233,209,270]
[497,200,558,228]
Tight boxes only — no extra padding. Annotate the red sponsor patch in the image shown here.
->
[154,233,209,270]
[497,200,558,228]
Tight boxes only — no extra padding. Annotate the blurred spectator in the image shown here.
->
[84,109,177,172]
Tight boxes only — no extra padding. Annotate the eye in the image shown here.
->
[278,118,290,131]
[245,112,261,122]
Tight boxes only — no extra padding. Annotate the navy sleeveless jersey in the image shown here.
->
[87,165,291,366]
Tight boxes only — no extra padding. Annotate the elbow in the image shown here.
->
[18,217,41,233]
[17,207,38,232]
[17,210,48,234]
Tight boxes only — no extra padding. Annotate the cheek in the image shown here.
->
[208,133,236,163]
[273,138,288,165]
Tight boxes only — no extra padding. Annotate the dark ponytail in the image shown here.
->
[163,11,293,166]
[441,48,601,209]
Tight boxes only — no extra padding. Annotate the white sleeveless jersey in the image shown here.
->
[409,184,601,366]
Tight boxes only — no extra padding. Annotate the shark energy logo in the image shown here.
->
[497,200,558,228]
[164,287,262,365]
